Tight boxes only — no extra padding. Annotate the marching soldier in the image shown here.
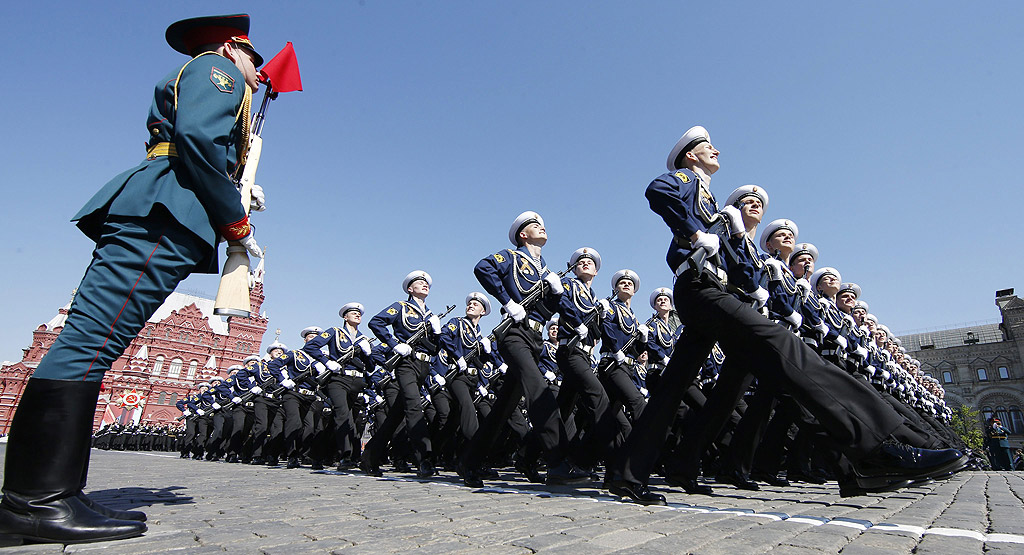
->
[269,328,326,469]
[0,15,268,543]
[250,342,287,466]
[598,270,649,423]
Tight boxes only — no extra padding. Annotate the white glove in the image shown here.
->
[504,300,526,323]
[428,315,442,334]
[835,335,848,350]
[614,350,626,363]
[544,272,564,295]
[750,287,769,309]
[326,360,342,372]
[640,387,649,397]
[866,365,876,376]
[250,386,263,395]
[359,393,371,404]
[784,310,803,329]
[638,324,650,342]
[239,233,263,258]
[544,370,557,382]
[433,375,446,387]
[314,362,327,374]
[183,410,192,417]
[497,363,508,374]
[394,343,412,357]
[720,205,745,236]
[816,321,829,336]
[197,409,206,416]
[881,369,891,380]
[249,184,266,212]
[598,299,612,313]
[576,323,589,340]
[763,258,784,281]
[855,346,868,360]
[375,395,385,405]
[662,356,671,366]
[231,396,242,404]
[795,278,811,297]
[477,385,488,397]
[281,378,296,390]
[691,230,721,257]
[212,402,222,410]
[357,337,372,355]
[480,337,492,354]
[457,357,468,372]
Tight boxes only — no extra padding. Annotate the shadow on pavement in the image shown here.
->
[83,485,194,511]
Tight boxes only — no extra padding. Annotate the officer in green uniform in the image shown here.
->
[0,14,266,545]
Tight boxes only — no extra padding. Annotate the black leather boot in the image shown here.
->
[0,379,147,544]
[79,444,147,522]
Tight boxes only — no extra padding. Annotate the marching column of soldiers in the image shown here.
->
[162,125,973,505]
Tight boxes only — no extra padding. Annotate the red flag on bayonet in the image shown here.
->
[259,42,302,92]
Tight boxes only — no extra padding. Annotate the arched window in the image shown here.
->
[977,368,988,381]
[998,366,1010,379]
[1007,407,1024,438]
[158,392,166,404]
[186,360,198,379]
[167,358,182,378]
[996,406,1009,426]
[942,371,953,384]
[170,393,178,404]
[982,406,994,423]
[152,355,164,375]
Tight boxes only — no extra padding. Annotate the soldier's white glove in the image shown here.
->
[375,395,385,405]
[614,350,627,363]
[249,184,266,212]
[480,337,492,354]
[314,362,327,374]
[598,299,613,313]
[638,323,650,342]
[326,360,342,372]
[784,310,803,329]
[239,233,263,258]
[855,345,868,360]
[881,369,891,380]
[795,278,811,297]
[433,375,446,387]
[720,205,745,236]
[197,409,206,416]
[640,387,649,397]
[280,378,296,390]
[394,343,412,357]
[250,386,263,395]
[497,363,508,374]
[763,258,784,281]
[212,402,222,410]
[750,287,769,309]
[576,323,589,340]
[662,356,671,366]
[428,315,442,334]
[457,357,468,372]
[835,335,848,350]
[359,393,371,404]
[357,337,372,355]
[183,410,192,417]
[692,230,721,257]
[544,272,564,295]
[503,300,526,323]
[816,321,829,336]
[544,370,557,382]
[478,385,489,397]
[231,396,242,404]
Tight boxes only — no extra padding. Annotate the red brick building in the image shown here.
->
[0,259,270,432]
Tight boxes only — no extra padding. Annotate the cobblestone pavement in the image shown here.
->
[1,447,1022,554]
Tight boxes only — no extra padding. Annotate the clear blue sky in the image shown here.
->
[2,1,1022,361]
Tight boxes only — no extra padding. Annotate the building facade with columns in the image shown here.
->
[898,288,1024,447]
[0,260,270,432]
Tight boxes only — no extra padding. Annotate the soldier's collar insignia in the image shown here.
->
[210,66,235,93]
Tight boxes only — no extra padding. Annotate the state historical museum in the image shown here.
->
[0,259,270,432]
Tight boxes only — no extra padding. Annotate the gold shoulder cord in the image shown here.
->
[171,52,252,177]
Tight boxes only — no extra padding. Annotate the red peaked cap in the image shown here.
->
[166,14,263,66]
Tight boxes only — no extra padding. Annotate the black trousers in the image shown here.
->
[364,357,431,465]
[599,359,647,423]
[282,391,316,460]
[252,396,284,460]
[612,276,903,485]
[323,374,365,459]
[206,411,233,457]
[464,322,567,469]
[229,404,255,459]
[556,345,622,468]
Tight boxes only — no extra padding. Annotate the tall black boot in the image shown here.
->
[0,379,146,544]
[79,444,147,522]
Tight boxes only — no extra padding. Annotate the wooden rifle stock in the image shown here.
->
[214,133,262,317]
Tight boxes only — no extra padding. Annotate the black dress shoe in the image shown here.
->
[392,459,412,473]
[838,477,913,497]
[607,481,667,506]
[852,440,967,489]
[225,454,239,464]
[787,470,826,485]
[311,461,325,471]
[77,494,147,523]
[337,460,357,472]
[479,467,500,480]
[514,457,545,484]
[716,470,760,491]
[665,475,713,495]
[286,458,301,469]
[457,463,484,488]
[417,460,436,478]
[545,461,591,486]
[359,455,383,477]
[750,471,790,488]
[250,457,265,465]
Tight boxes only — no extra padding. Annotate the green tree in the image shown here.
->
[949,405,987,465]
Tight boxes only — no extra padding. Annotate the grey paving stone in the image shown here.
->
[914,534,984,554]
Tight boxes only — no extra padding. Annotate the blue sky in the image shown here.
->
[2,1,1022,361]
